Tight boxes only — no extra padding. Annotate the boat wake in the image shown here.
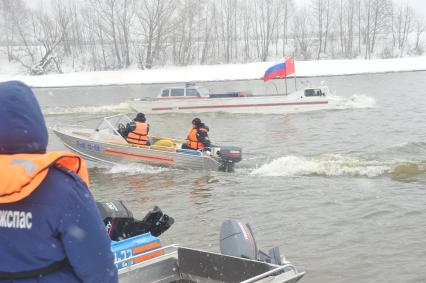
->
[329,93,376,110]
[43,102,132,115]
[102,163,169,175]
[251,151,426,180]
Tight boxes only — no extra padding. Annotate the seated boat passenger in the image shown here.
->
[182,118,211,150]
[125,113,150,146]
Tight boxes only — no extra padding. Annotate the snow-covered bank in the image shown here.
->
[1,57,425,88]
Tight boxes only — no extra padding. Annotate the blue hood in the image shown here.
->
[0,81,48,154]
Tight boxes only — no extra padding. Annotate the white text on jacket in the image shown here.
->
[0,210,32,229]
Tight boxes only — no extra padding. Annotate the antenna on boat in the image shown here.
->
[185,82,195,88]
[270,81,279,95]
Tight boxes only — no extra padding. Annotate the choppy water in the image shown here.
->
[36,71,426,283]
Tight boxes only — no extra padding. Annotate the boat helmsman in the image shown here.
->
[126,113,150,146]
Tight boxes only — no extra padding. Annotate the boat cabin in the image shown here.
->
[157,85,210,98]
[156,83,252,99]
[304,86,329,97]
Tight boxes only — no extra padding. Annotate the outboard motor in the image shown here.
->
[220,219,282,265]
[214,146,242,172]
[96,201,174,241]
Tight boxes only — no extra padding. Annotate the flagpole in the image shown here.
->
[285,76,288,95]
[284,58,288,95]
[293,54,297,91]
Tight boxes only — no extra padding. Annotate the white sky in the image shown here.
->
[25,0,426,19]
[409,0,426,17]
[296,0,426,18]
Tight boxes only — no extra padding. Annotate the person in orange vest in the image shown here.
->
[182,118,211,150]
[125,113,150,146]
[0,81,118,283]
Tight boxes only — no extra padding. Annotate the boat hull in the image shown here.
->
[130,93,331,114]
[53,128,223,171]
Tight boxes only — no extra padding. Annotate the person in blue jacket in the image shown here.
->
[0,81,118,283]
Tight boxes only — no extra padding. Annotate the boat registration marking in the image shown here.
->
[76,140,101,152]
[114,242,163,269]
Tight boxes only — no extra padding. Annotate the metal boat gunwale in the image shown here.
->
[117,245,305,283]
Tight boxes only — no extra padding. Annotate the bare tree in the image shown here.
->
[251,0,281,61]
[89,0,123,68]
[2,0,63,74]
[217,0,238,63]
[312,0,335,59]
[294,7,313,60]
[240,1,252,61]
[171,0,200,65]
[118,0,134,67]
[336,0,356,57]
[414,16,425,54]
[0,0,423,73]
[136,0,175,69]
[361,0,390,59]
[51,0,71,57]
[199,1,216,64]
[357,0,362,54]
[368,0,391,58]
[30,8,66,74]
[393,1,414,57]
[0,0,18,61]
[281,0,294,57]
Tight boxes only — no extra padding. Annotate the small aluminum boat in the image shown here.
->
[117,245,305,283]
[100,201,305,283]
[53,114,242,172]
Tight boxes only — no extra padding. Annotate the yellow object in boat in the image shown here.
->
[154,139,174,147]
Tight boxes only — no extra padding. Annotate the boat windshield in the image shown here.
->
[304,89,324,97]
[186,88,201,97]
[195,86,210,97]
[95,114,132,137]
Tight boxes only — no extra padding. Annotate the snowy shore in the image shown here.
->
[0,56,425,88]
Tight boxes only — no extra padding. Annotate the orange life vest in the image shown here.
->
[186,127,208,149]
[127,122,149,145]
[0,152,89,204]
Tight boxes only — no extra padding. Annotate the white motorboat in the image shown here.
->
[129,83,333,114]
[53,114,242,172]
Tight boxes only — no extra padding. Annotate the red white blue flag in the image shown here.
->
[263,57,295,82]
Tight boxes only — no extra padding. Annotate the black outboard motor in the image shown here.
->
[220,219,282,265]
[216,146,242,172]
[96,201,174,241]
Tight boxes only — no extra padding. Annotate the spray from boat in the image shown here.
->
[43,102,132,115]
[251,144,426,180]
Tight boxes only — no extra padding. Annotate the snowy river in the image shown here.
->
[35,71,426,283]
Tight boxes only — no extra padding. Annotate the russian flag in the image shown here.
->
[263,57,295,82]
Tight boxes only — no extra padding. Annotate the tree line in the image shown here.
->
[0,0,424,75]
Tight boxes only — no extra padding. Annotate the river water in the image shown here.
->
[35,71,426,283]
